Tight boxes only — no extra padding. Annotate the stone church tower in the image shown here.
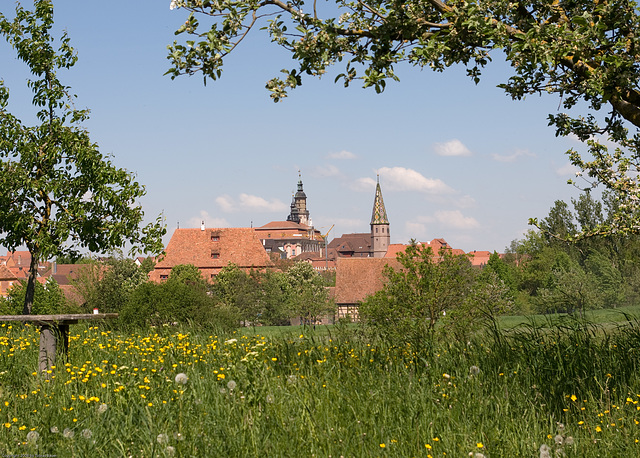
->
[287,173,311,226]
[370,176,390,257]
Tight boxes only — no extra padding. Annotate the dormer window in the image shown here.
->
[211,231,220,241]
[211,251,220,259]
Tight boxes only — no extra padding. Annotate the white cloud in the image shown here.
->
[377,166,455,194]
[313,164,342,178]
[491,149,536,163]
[187,210,229,229]
[327,150,356,160]
[216,193,288,213]
[351,176,377,191]
[435,210,480,230]
[215,195,234,212]
[555,162,580,176]
[433,139,472,157]
[404,221,428,238]
[238,193,288,212]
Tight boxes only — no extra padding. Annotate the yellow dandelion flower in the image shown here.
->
[380,443,385,448]
[477,442,484,448]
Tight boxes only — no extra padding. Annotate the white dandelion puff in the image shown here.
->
[26,430,40,443]
[50,426,59,434]
[63,428,74,439]
[175,373,188,385]
[97,403,108,414]
[82,429,92,440]
[227,380,237,391]
[157,433,169,444]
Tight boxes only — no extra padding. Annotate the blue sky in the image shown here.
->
[1,0,590,254]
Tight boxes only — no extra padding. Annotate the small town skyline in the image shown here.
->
[0,1,591,256]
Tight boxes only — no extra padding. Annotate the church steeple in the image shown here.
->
[370,175,390,257]
[287,171,311,226]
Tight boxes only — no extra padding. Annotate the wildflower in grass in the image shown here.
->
[82,429,92,439]
[469,365,480,376]
[554,434,563,445]
[565,436,574,446]
[175,373,188,385]
[166,446,176,456]
[174,432,184,441]
[63,428,74,439]
[443,373,451,379]
[97,403,108,414]
[266,394,274,403]
[539,444,551,458]
[50,426,58,433]
[157,433,169,444]
[380,443,385,448]
[227,380,237,391]
[26,430,39,443]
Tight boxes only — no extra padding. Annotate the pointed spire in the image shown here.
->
[371,175,389,225]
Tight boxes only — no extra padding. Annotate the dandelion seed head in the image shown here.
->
[157,433,169,444]
[63,428,74,439]
[26,430,39,443]
[554,434,563,445]
[97,403,108,414]
[266,394,274,403]
[50,426,58,434]
[227,380,237,391]
[469,365,480,376]
[539,444,551,458]
[175,373,188,385]
[564,436,574,446]
[166,446,176,456]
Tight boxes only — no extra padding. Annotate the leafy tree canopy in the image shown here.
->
[0,1,166,313]
[168,0,640,239]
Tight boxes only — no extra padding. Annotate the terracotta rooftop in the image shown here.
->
[150,227,272,281]
[334,257,400,305]
[0,265,18,281]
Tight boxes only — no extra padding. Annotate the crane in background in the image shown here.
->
[320,224,334,270]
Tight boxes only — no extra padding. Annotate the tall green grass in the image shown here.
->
[0,317,640,456]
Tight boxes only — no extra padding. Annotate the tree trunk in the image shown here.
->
[22,252,39,315]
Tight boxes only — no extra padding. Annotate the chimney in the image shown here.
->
[201,221,205,231]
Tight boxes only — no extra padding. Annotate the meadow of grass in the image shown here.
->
[1,315,640,456]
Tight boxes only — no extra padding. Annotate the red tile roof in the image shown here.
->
[334,257,400,305]
[0,265,18,281]
[150,228,272,282]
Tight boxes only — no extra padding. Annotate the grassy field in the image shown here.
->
[1,312,640,456]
